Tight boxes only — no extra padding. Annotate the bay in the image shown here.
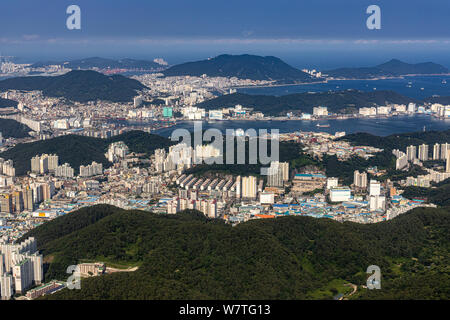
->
[236,75,450,100]
[150,115,449,138]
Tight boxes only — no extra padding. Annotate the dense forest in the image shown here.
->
[184,139,317,178]
[0,119,32,138]
[402,178,450,207]
[196,90,417,116]
[0,130,174,175]
[18,204,449,300]
[0,70,146,103]
[342,130,450,151]
[331,129,450,184]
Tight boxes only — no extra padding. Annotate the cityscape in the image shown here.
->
[0,0,449,308]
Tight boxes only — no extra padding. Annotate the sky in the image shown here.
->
[1,0,450,68]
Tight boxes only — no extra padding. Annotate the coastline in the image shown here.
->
[147,114,450,137]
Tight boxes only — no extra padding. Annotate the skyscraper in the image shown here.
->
[267,162,284,187]
[235,176,241,199]
[418,144,429,161]
[23,187,34,211]
[441,143,450,161]
[369,180,381,196]
[406,145,417,161]
[446,150,450,173]
[242,176,257,199]
[354,170,368,188]
[39,156,48,174]
[433,143,440,160]
[31,156,40,174]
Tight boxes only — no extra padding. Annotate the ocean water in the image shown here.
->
[152,115,449,137]
[237,75,450,99]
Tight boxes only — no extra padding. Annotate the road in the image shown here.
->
[339,283,358,300]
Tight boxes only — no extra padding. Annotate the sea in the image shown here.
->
[236,75,450,100]
[151,115,449,138]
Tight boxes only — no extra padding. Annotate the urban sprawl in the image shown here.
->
[0,65,449,300]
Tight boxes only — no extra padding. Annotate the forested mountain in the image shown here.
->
[0,119,32,138]
[18,204,449,300]
[342,130,450,151]
[0,70,146,103]
[163,54,316,83]
[0,131,174,175]
[324,59,449,79]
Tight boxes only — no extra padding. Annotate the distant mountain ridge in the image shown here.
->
[0,70,146,103]
[31,57,166,71]
[325,59,449,79]
[163,54,317,83]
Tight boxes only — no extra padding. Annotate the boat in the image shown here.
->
[316,123,330,128]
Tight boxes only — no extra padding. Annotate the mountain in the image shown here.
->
[0,70,146,103]
[0,131,174,175]
[31,57,165,71]
[163,54,316,83]
[0,97,18,109]
[0,119,32,138]
[19,204,450,300]
[197,90,417,115]
[341,129,450,151]
[403,178,450,207]
[325,59,449,79]
[325,129,450,185]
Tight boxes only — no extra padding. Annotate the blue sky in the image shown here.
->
[1,0,450,67]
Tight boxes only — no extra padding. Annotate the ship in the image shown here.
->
[316,123,330,128]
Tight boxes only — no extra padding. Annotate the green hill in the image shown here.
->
[323,130,450,185]
[20,204,449,300]
[342,129,450,151]
[0,119,32,138]
[0,97,18,108]
[325,59,449,79]
[197,90,416,116]
[0,131,173,175]
[0,70,146,103]
[163,54,316,83]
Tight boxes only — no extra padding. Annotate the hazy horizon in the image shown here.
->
[2,0,450,69]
